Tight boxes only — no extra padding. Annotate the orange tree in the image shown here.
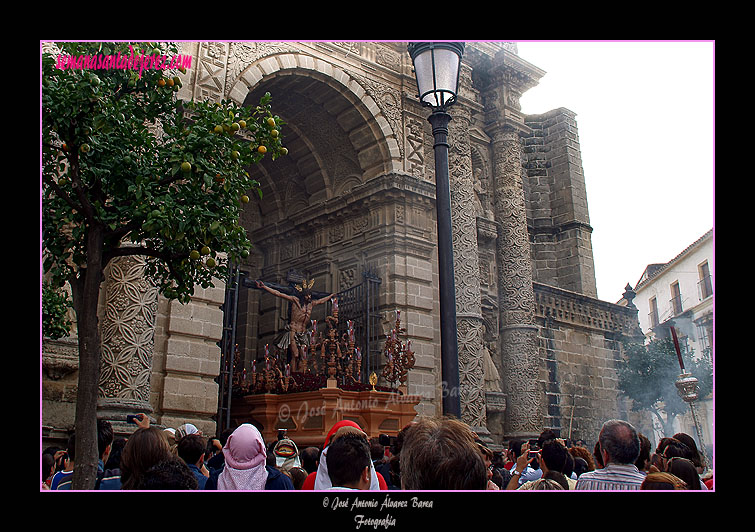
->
[41,41,286,489]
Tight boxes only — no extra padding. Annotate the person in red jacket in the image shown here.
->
[301,420,387,490]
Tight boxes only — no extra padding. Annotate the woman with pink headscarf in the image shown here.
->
[204,424,293,490]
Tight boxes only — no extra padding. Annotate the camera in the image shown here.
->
[379,434,397,448]
[126,414,143,424]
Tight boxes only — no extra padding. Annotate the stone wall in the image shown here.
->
[42,338,80,444]
[152,285,225,435]
[523,109,597,298]
[534,283,642,442]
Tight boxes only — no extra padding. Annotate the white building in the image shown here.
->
[631,229,713,457]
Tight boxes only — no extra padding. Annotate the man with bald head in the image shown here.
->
[575,419,646,490]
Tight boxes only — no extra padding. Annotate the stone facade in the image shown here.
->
[532,283,643,445]
[42,41,644,448]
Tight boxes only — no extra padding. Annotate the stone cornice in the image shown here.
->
[472,47,546,94]
[252,173,436,242]
[42,337,80,380]
[528,219,594,237]
[534,282,642,338]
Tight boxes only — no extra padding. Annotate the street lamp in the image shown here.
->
[408,42,464,418]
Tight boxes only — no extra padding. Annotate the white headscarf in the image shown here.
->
[313,424,381,490]
[174,423,199,440]
[217,424,269,490]
[313,446,381,490]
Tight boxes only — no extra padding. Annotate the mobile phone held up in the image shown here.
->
[527,439,540,458]
[127,414,143,424]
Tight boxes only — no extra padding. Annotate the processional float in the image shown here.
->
[229,293,420,447]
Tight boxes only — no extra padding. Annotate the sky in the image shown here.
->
[513,41,715,303]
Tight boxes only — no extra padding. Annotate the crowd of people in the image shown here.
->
[41,414,712,491]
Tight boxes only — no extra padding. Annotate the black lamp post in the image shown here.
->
[407,42,464,418]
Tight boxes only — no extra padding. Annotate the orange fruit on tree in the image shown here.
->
[257,145,267,154]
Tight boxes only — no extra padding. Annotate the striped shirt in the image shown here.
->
[574,464,645,490]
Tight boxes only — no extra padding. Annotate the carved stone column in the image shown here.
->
[97,255,159,435]
[492,128,542,439]
[448,105,487,430]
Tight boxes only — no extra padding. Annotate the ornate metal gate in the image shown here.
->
[332,269,383,383]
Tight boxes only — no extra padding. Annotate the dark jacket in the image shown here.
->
[374,460,399,490]
[187,463,208,490]
[204,465,294,490]
[96,460,122,490]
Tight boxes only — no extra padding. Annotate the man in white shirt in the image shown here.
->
[575,419,646,490]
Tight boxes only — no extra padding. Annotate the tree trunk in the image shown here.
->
[651,406,677,440]
[69,225,105,490]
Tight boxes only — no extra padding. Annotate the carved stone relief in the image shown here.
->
[449,108,483,318]
[501,325,541,435]
[482,342,502,393]
[348,72,403,160]
[99,255,158,405]
[493,129,536,326]
[339,267,357,291]
[193,42,229,103]
[492,127,541,436]
[334,42,361,56]
[329,223,345,244]
[375,45,401,72]
[404,115,426,176]
[448,105,486,428]
[457,318,486,426]
[225,42,299,95]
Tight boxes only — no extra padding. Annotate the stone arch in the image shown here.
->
[333,174,363,197]
[226,52,401,220]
